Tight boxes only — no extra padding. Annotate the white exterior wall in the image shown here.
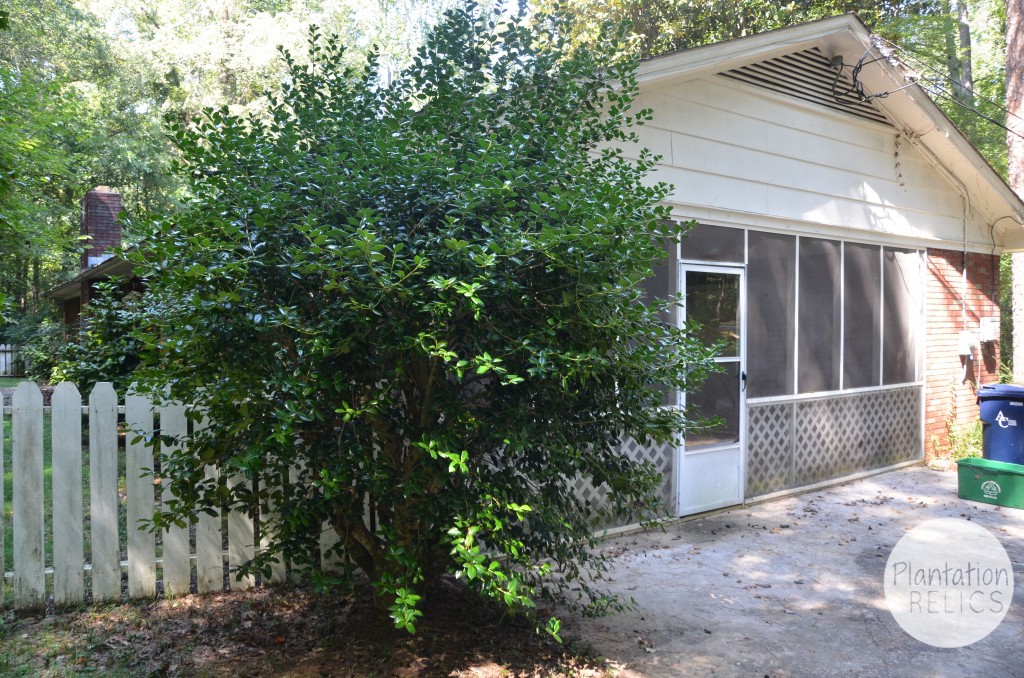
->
[626,76,995,252]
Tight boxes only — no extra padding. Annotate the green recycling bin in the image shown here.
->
[957,457,1024,510]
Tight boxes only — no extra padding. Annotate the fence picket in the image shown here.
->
[90,383,120,602]
[160,400,191,596]
[320,522,344,574]
[4,381,370,611]
[125,388,156,598]
[227,475,255,590]
[286,464,304,583]
[0,344,19,377]
[52,383,84,606]
[260,472,287,584]
[12,382,44,609]
[195,410,222,593]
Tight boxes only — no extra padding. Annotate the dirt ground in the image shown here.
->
[4,464,1022,677]
[2,578,611,677]
[564,464,1024,678]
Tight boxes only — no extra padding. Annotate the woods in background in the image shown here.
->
[0,1,1017,368]
[0,0,468,319]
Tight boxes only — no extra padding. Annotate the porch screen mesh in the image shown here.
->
[681,223,745,263]
[798,238,841,393]
[747,231,795,397]
[883,248,921,385]
[843,243,882,388]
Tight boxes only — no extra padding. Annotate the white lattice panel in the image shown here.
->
[746,403,794,496]
[748,387,922,498]
[572,435,675,526]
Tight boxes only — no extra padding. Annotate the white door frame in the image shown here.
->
[676,263,746,516]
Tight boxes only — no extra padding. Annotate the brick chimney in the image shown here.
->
[81,186,122,271]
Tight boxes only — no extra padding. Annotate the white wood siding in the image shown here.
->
[627,76,993,248]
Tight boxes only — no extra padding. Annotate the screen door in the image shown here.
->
[678,264,745,515]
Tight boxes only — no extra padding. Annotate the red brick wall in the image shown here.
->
[80,187,122,270]
[925,249,1001,457]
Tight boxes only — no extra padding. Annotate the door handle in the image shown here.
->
[740,371,747,393]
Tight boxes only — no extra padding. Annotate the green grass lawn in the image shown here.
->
[0,377,29,388]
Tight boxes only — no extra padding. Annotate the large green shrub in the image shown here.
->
[52,280,143,392]
[135,6,716,633]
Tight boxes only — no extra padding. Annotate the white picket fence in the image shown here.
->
[0,381,326,611]
[0,344,20,376]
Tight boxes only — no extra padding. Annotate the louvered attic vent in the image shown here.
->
[720,47,893,127]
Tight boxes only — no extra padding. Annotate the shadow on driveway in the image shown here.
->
[567,465,1024,677]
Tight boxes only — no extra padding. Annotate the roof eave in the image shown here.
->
[44,256,136,300]
[637,14,867,86]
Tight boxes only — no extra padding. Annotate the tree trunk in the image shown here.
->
[17,255,28,312]
[31,255,40,310]
[957,1,973,97]
[942,1,973,102]
[1008,0,1024,381]
[944,4,964,100]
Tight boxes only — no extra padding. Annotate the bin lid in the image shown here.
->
[958,456,1024,474]
[977,384,1024,400]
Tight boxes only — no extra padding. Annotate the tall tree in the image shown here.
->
[538,1,955,58]
[1007,0,1024,380]
[83,0,470,124]
[0,0,185,313]
[886,2,1010,174]
[0,0,469,325]
[0,1,103,311]
[956,0,974,97]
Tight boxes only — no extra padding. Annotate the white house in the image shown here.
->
[610,14,1024,517]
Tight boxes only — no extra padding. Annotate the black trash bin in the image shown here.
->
[977,384,1024,465]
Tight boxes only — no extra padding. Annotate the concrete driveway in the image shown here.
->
[566,465,1024,677]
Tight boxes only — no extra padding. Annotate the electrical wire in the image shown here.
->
[929,86,1024,142]
[873,34,1024,129]
[831,45,892,103]
[832,34,1024,145]
[874,35,1023,119]
[830,54,859,100]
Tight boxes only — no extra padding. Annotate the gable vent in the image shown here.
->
[720,47,893,127]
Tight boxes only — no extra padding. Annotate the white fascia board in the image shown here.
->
[637,14,864,86]
[1000,227,1024,251]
